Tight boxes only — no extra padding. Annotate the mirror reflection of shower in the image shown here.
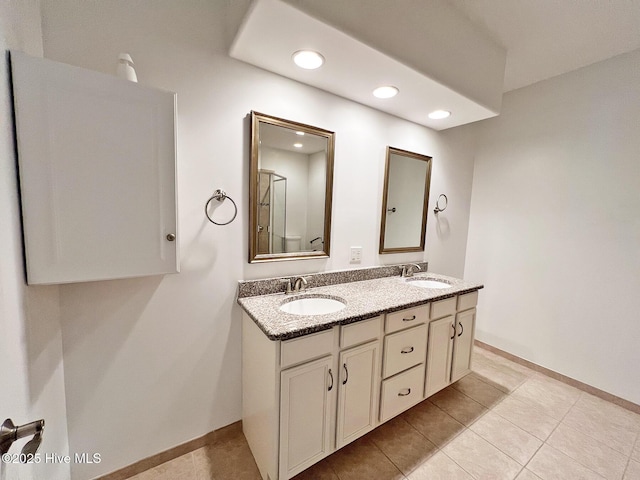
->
[257,170,287,254]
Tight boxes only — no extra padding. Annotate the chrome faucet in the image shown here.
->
[281,276,309,294]
[293,276,308,292]
[401,263,422,277]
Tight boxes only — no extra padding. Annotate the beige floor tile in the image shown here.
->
[137,452,197,480]
[291,459,339,480]
[625,460,640,480]
[368,416,438,475]
[516,469,543,480]
[442,429,522,480]
[547,423,628,480]
[633,436,640,462]
[193,438,261,480]
[451,372,507,408]
[472,360,530,393]
[407,451,474,480]
[492,395,560,441]
[401,400,466,447]
[325,436,405,480]
[511,374,581,420]
[429,386,488,426]
[527,445,605,480]
[469,411,542,465]
[473,347,536,377]
[563,395,639,456]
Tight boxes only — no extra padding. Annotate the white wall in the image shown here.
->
[464,49,640,404]
[0,2,70,479]
[39,1,476,478]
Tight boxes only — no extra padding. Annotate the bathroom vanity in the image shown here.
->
[238,265,483,480]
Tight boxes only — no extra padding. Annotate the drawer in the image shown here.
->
[280,328,334,368]
[430,297,456,320]
[382,324,428,378]
[380,364,425,422]
[385,304,428,333]
[341,316,382,348]
[457,291,478,312]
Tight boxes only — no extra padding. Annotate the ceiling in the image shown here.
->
[231,0,640,130]
[447,0,640,92]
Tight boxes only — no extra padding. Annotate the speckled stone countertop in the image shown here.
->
[237,270,483,341]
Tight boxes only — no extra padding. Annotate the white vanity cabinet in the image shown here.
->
[241,288,479,480]
[10,51,178,284]
[242,314,383,480]
[425,292,478,396]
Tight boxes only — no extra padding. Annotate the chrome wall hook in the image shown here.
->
[434,194,448,214]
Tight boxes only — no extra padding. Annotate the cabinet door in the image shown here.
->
[425,315,455,397]
[279,356,333,479]
[451,309,476,382]
[336,341,380,448]
[10,51,178,284]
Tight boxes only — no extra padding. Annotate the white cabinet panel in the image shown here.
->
[10,51,178,284]
[425,315,454,397]
[279,356,333,479]
[336,341,380,448]
[451,309,476,382]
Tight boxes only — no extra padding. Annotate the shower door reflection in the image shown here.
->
[257,170,287,255]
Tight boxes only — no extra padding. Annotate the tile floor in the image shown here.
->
[126,346,640,480]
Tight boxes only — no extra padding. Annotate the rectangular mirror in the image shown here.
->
[250,111,335,263]
[379,147,432,254]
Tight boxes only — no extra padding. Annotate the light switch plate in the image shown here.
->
[350,246,362,263]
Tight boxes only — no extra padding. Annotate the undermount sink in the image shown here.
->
[280,296,346,316]
[405,278,451,289]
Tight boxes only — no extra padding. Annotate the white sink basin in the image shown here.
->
[280,296,346,316]
[406,278,451,289]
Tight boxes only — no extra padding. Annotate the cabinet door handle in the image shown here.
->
[400,346,414,354]
[451,323,456,340]
[403,315,416,322]
[328,369,334,391]
[458,322,464,337]
[398,388,411,397]
[342,363,349,385]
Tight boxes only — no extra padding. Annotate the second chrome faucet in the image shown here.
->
[282,276,309,294]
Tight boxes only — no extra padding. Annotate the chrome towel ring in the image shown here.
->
[205,189,238,225]
[434,194,448,214]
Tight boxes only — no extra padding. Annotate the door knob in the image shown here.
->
[0,418,45,456]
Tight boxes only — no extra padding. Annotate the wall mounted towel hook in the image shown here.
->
[434,194,448,214]
[205,189,238,226]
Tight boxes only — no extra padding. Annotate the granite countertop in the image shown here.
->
[237,271,483,341]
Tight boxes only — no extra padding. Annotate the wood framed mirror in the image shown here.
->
[379,147,432,254]
[249,111,335,263]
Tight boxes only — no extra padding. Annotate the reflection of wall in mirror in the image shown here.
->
[306,151,326,250]
[261,146,322,252]
[384,154,427,249]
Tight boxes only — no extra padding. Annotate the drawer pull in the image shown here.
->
[450,323,456,340]
[458,322,464,337]
[400,346,414,354]
[342,363,349,385]
[403,315,417,322]
[328,369,333,391]
[398,388,411,397]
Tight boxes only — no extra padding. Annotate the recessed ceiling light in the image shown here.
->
[428,110,451,120]
[373,86,399,99]
[293,143,303,148]
[295,131,305,136]
[292,50,324,70]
